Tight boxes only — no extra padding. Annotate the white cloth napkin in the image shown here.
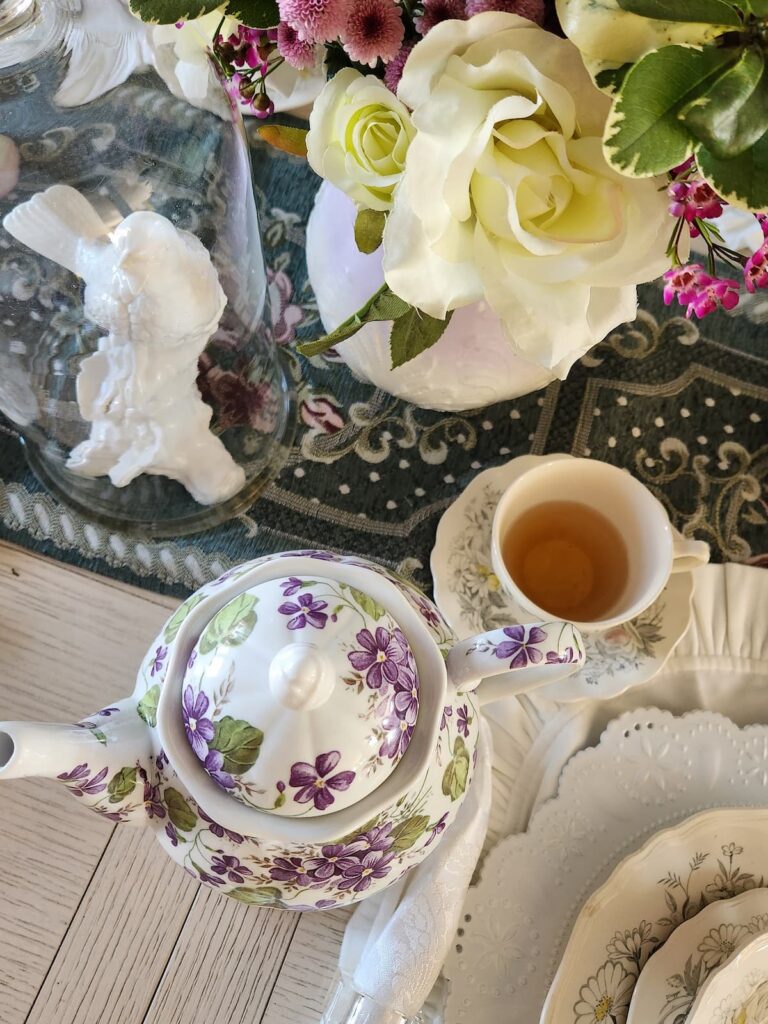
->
[322,719,493,1024]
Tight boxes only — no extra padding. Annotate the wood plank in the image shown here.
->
[0,544,176,1023]
[142,891,298,1024]
[25,827,198,1024]
[261,909,352,1024]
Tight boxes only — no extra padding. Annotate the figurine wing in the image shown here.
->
[3,184,108,277]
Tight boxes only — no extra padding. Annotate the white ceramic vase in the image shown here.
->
[305,182,558,412]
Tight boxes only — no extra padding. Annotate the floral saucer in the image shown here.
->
[431,455,696,702]
[627,888,768,1024]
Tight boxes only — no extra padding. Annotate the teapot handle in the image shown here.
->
[447,622,585,706]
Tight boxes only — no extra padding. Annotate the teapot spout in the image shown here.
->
[0,699,153,826]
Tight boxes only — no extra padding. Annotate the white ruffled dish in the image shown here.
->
[688,929,768,1024]
[431,454,696,703]
[442,710,768,1024]
[627,889,768,1024]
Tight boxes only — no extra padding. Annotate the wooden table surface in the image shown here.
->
[0,542,350,1024]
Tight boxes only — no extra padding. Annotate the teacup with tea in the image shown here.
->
[491,458,710,632]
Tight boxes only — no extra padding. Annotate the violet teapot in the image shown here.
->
[0,551,583,911]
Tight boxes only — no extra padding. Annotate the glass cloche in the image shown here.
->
[0,0,294,536]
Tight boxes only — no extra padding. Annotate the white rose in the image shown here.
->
[307,68,415,212]
[382,13,672,372]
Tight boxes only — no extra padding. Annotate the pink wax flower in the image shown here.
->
[667,180,724,222]
[757,213,768,238]
[664,264,740,319]
[686,272,740,319]
[342,0,404,66]
[662,264,704,307]
[278,0,351,42]
[277,21,317,68]
[415,0,466,33]
[669,155,696,177]
[465,0,545,23]
[744,241,768,293]
[384,40,415,92]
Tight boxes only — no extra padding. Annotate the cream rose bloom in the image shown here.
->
[307,68,415,212]
[382,13,671,372]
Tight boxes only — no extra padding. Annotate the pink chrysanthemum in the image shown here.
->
[415,0,466,34]
[342,0,404,67]
[278,0,351,43]
[745,241,768,293]
[384,40,415,93]
[465,0,545,23]
[277,21,317,69]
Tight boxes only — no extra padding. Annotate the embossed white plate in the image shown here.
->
[688,929,768,1024]
[431,455,696,702]
[442,709,768,1024]
[627,889,768,1024]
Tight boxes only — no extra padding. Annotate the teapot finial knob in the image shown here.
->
[268,644,335,711]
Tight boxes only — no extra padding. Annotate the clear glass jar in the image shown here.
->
[0,0,294,536]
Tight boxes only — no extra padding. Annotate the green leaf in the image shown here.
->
[389,308,453,369]
[199,593,258,655]
[391,815,430,851]
[743,0,768,12]
[681,47,768,159]
[211,716,263,775]
[108,767,138,804]
[441,736,470,802]
[615,0,742,24]
[163,592,206,644]
[297,284,410,358]
[256,124,308,158]
[605,44,741,176]
[345,585,387,621]
[595,64,632,94]
[228,886,285,907]
[128,0,221,23]
[137,685,161,727]
[227,0,279,25]
[165,787,198,832]
[698,128,768,210]
[354,209,386,255]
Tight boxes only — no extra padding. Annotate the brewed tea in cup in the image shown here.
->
[491,459,709,632]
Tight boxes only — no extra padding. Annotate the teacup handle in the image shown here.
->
[447,622,585,705]
[672,537,710,574]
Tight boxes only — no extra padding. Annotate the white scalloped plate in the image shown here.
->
[627,889,768,1024]
[442,709,768,1024]
[431,455,696,702]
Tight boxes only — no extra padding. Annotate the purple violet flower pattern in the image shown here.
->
[392,670,419,726]
[183,685,215,761]
[425,812,449,847]
[150,645,168,676]
[546,646,578,664]
[204,749,236,790]
[440,706,453,731]
[337,850,396,893]
[348,627,404,689]
[379,711,413,759]
[289,750,356,811]
[57,763,109,797]
[456,705,470,738]
[143,780,166,819]
[211,854,253,884]
[304,842,365,880]
[165,823,179,847]
[280,577,304,596]
[269,856,312,885]
[494,625,548,669]
[277,592,329,630]
[199,808,244,844]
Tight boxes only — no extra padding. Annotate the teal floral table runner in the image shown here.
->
[0,130,766,597]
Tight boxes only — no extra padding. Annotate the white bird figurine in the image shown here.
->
[3,184,246,505]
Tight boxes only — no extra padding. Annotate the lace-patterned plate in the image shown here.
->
[431,456,696,702]
[442,709,768,1024]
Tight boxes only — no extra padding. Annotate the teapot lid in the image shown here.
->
[181,574,420,816]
